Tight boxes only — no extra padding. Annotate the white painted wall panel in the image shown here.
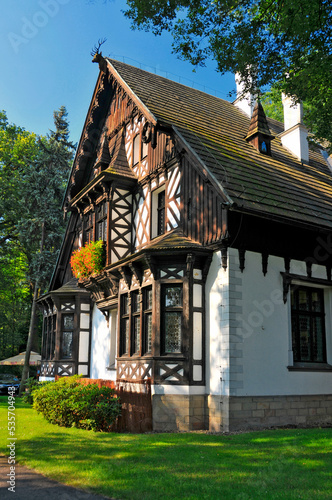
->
[90,304,116,381]
[78,330,89,363]
[238,251,332,396]
[193,312,202,360]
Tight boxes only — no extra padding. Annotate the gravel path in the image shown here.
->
[0,455,113,500]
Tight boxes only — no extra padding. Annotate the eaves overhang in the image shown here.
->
[229,203,332,234]
[106,58,158,127]
[68,170,137,211]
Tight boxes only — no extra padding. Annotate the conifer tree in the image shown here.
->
[19,107,75,393]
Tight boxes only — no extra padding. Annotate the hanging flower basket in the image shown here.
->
[70,240,106,279]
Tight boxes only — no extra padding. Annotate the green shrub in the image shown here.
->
[22,377,48,405]
[33,375,121,432]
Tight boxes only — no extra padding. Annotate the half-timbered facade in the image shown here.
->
[39,56,332,432]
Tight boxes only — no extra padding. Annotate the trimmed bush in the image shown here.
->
[22,377,49,405]
[33,375,121,432]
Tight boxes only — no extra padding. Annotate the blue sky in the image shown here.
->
[1,0,235,144]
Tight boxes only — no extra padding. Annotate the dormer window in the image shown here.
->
[260,140,267,154]
[245,101,274,156]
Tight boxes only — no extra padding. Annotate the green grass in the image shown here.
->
[1,396,332,499]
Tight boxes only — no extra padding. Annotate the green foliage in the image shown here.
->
[0,107,75,361]
[22,377,46,405]
[33,375,121,432]
[0,241,31,358]
[124,0,332,148]
[70,240,106,279]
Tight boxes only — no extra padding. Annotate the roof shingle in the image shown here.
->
[108,59,332,230]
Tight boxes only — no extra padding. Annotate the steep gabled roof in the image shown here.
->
[107,59,332,230]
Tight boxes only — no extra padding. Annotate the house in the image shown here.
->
[38,55,332,432]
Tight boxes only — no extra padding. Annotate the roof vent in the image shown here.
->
[279,94,309,163]
[245,101,274,155]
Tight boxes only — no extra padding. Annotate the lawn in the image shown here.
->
[1,396,332,499]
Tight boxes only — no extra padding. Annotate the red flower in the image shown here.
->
[70,240,106,279]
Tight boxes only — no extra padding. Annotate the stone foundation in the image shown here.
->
[152,394,207,432]
[209,394,332,432]
[152,393,332,432]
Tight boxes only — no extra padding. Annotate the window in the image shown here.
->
[151,187,166,238]
[161,285,183,353]
[142,139,148,159]
[61,314,74,359]
[133,135,140,166]
[157,191,166,235]
[291,286,326,363]
[42,312,56,360]
[143,287,153,353]
[132,291,141,354]
[96,200,108,242]
[84,212,93,244]
[120,294,130,355]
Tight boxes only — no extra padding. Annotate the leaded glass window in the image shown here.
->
[291,286,326,363]
[42,312,56,360]
[61,313,74,359]
[120,295,130,355]
[84,212,93,244]
[96,200,108,242]
[143,287,153,354]
[132,291,141,354]
[162,285,183,353]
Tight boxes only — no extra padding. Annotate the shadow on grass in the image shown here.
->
[1,399,332,500]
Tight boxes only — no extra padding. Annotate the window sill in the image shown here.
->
[287,363,332,372]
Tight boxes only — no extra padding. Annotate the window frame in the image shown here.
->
[61,313,75,360]
[143,286,153,355]
[131,290,141,355]
[96,199,108,242]
[290,284,327,364]
[83,211,94,245]
[151,186,166,239]
[119,294,130,356]
[161,284,183,355]
[133,134,140,166]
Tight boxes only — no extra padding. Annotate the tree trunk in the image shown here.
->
[19,221,45,396]
[18,284,39,396]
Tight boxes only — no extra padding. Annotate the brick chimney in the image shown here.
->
[233,73,256,118]
[279,94,309,163]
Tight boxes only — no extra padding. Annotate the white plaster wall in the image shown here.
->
[90,304,116,381]
[205,250,230,396]
[238,251,332,396]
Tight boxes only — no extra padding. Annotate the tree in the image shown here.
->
[124,0,332,148]
[19,107,75,393]
[0,112,39,359]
